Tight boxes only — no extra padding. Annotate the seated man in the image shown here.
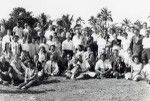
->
[44,54,59,76]
[95,54,112,79]
[0,56,12,85]
[111,56,126,79]
[65,54,96,80]
[110,49,126,78]
[11,54,27,85]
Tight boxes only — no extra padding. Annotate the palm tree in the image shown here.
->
[122,18,131,31]
[88,16,97,28]
[134,20,142,29]
[76,17,85,25]
[97,8,113,29]
[37,13,52,32]
[56,14,73,32]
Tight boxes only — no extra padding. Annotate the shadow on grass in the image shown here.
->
[0,89,56,94]
[41,79,61,85]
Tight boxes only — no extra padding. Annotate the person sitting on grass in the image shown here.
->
[125,56,144,81]
[11,54,27,85]
[67,54,96,80]
[64,55,78,79]
[0,56,12,85]
[18,60,38,90]
[44,54,59,76]
[33,54,43,80]
[111,56,126,79]
[95,54,112,79]
[142,59,150,84]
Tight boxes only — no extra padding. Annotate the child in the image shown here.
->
[18,60,38,90]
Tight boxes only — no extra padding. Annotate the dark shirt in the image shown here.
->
[35,61,43,71]
[0,61,11,72]
[111,39,121,47]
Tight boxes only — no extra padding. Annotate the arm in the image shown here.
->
[11,62,22,75]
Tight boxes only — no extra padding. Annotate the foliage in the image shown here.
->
[56,14,73,32]
[5,7,37,30]
[37,13,53,31]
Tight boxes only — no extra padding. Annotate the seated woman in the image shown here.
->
[44,54,59,76]
[18,60,38,90]
[95,54,112,79]
[0,56,12,85]
[125,56,144,81]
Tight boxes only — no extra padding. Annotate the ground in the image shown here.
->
[0,77,149,101]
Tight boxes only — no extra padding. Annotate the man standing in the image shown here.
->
[142,30,150,64]
[13,22,23,39]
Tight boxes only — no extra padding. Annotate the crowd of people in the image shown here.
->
[0,21,150,90]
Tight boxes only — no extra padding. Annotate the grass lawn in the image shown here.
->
[0,77,149,101]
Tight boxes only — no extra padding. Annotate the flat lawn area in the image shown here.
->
[0,77,149,101]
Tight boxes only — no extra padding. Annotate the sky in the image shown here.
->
[1,0,150,23]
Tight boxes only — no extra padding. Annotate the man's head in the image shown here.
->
[13,35,19,42]
[133,28,140,36]
[100,54,106,61]
[143,22,147,29]
[113,49,119,56]
[145,30,150,38]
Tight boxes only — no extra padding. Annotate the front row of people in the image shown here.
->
[0,48,150,90]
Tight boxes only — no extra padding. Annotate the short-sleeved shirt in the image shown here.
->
[95,59,112,70]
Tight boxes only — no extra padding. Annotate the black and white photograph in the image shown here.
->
[0,0,150,101]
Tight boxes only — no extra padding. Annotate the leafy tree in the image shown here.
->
[37,13,53,31]
[97,8,113,29]
[122,18,131,31]
[5,7,37,30]
[56,14,73,32]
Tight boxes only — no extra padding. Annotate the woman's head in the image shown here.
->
[133,56,139,64]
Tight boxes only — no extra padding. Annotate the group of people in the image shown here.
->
[0,21,150,90]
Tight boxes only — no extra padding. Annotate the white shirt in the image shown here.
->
[44,30,54,40]
[2,35,12,51]
[140,28,147,36]
[72,35,83,48]
[96,37,106,56]
[92,33,99,42]
[143,64,150,76]
[142,37,150,49]
[46,40,54,47]
[13,26,23,38]
[121,37,130,51]
[62,40,75,51]
[95,59,112,70]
